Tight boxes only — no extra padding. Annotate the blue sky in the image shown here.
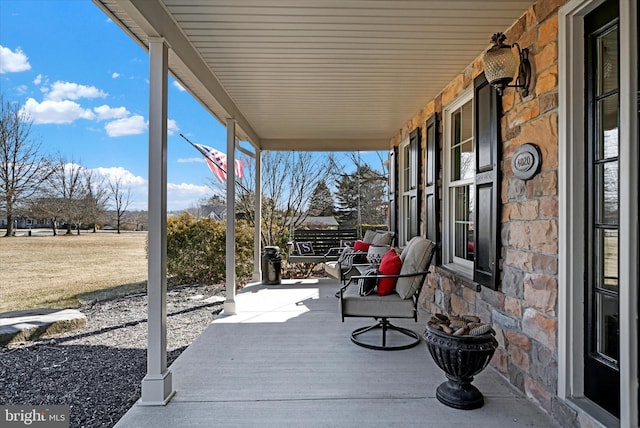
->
[0,0,384,211]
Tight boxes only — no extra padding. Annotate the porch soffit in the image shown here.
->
[95,0,532,151]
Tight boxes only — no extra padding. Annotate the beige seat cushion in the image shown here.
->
[324,260,341,280]
[340,282,415,318]
[395,238,435,299]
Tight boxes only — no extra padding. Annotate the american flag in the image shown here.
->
[190,142,244,184]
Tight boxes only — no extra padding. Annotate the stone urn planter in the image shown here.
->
[424,318,498,410]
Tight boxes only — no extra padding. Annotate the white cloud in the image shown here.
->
[33,74,43,85]
[0,45,31,73]
[172,81,186,92]
[92,166,147,210]
[21,98,96,124]
[90,166,213,211]
[168,182,211,193]
[16,85,28,95]
[63,162,88,173]
[177,157,205,164]
[167,119,179,136]
[44,81,107,101]
[104,115,147,137]
[167,182,214,210]
[112,72,120,78]
[94,166,146,186]
[94,104,129,121]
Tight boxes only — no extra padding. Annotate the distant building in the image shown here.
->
[0,216,57,229]
[287,216,339,230]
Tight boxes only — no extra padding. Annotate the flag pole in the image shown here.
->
[180,133,250,193]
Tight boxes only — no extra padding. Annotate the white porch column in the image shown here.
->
[253,149,262,281]
[224,118,237,314]
[141,37,174,405]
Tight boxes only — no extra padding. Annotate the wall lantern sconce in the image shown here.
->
[483,32,531,97]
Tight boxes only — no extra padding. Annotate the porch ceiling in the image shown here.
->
[94,0,532,151]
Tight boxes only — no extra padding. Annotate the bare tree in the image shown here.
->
[83,171,109,232]
[128,210,147,231]
[108,176,131,233]
[27,196,63,236]
[234,151,328,247]
[41,158,89,235]
[0,95,52,237]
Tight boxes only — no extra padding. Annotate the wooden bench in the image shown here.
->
[287,229,358,264]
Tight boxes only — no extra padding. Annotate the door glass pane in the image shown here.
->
[453,185,474,261]
[597,95,619,159]
[595,228,619,292]
[595,161,619,224]
[596,292,619,362]
[597,27,618,96]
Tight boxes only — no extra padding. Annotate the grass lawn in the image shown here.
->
[0,231,148,312]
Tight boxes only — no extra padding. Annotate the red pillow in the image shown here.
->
[377,248,402,295]
[353,240,371,252]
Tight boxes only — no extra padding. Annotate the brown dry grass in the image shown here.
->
[0,231,148,312]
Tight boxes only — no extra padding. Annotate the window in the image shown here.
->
[444,89,474,272]
[436,74,500,289]
[424,113,440,264]
[389,74,502,287]
[400,139,411,244]
[392,128,420,246]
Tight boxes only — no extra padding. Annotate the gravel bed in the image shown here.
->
[0,284,225,428]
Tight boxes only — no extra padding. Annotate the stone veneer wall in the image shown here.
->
[389,0,572,422]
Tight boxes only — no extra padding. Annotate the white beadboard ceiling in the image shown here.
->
[94,0,533,151]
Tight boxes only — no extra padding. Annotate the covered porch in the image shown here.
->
[92,0,639,426]
[92,0,538,404]
[115,278,558,427]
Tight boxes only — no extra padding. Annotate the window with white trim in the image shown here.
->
[399,138,411,245]
[443,88,474,272]
[393,128,420,247]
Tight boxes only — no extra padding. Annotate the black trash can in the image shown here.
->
[262,246,281,285]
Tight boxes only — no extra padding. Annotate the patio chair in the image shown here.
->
[325,230,395,284]
[338,237,435,351]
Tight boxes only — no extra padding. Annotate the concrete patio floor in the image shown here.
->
[115,278,560,427]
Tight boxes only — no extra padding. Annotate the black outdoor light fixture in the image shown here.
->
[483,32,531,97]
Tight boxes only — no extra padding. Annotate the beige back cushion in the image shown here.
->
[399,236,420,262]
[371,231,393,246]
[395,238,435,299]
[362,230,377,243]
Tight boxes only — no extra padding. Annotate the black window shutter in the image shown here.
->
[424,113,440,264]
[408,128,421,239]
[388,147,398,236]
[473,73,501,290]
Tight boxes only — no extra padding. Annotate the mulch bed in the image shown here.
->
[0,284,224,427]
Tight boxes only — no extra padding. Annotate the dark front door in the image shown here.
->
[584,0,620,417]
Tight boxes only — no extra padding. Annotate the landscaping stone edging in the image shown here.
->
[0,309,87,346]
